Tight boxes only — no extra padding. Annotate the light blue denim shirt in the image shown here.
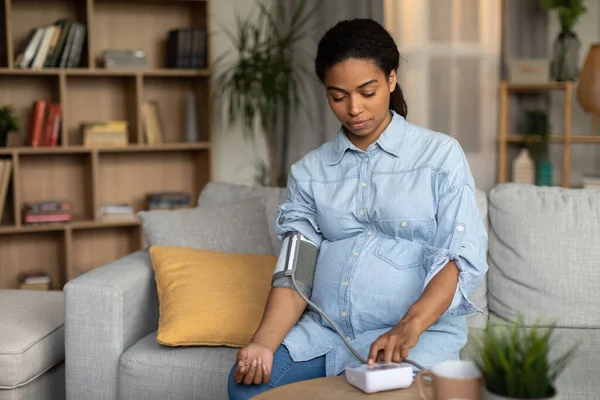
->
[274,110,488,377]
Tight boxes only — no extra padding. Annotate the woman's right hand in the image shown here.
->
[232,341,274,385]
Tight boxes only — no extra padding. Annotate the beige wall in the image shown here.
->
[210,0,269,185]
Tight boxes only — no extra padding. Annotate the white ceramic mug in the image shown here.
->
[417,360,483,400]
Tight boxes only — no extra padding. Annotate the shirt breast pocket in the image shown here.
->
[374,218,433,270]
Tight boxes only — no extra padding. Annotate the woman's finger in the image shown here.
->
[262,363,271,383]
[368,338,384,365]
[243,358,258,385]
[253,358,263,385]
[233,361,245,384]
[382,337,395,363]
[392,346,403,363]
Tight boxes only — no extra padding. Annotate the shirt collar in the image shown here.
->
[329,110,407,165]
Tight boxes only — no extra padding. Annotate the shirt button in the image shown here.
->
[359,209,365,215]
[342,281,349,286]
[364,157,369,162]
[353,251,359,257]
[401,221,408,228]
[457,225,464,232]
[328,345,334,349]
[367,231,372,236]
[341,311,347,317]
[346,337,352,341]
[362,182,367,187]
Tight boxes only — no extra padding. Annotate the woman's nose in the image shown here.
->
[347,97,362,116]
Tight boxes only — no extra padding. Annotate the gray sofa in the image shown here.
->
[64,182,600,400]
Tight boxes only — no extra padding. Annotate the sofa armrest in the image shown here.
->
[64,249,158,400]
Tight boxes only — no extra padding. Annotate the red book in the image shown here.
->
[28,100,47,147]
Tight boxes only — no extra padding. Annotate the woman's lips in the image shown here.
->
[348,120,370,130]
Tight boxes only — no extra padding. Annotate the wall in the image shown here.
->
[209,0,269,185]
[547,0,600,186]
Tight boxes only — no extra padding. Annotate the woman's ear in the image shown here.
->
[388,70,397,92]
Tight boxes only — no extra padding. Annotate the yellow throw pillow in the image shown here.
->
[149,245,276,348]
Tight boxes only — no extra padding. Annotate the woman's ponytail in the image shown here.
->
[390,83,407,118]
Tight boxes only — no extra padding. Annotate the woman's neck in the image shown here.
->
[345,111,393,151]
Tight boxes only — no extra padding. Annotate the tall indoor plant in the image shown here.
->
[0,106,19,148]
[473,315,577,400]
[213,0,319,186]
[540,0,587,81]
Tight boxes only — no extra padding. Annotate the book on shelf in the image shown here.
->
[166,28,206,69]
[14,19,87,69]
[23,200,72,225]
[19,271,51,290]
[27,100,62,147]
[100,49,148,69]
[582,176,600,189]
[0,159,12,223]
[146,191,192,210]
[82,121,129,148]
[99,203,138,221]
[141,101,165,145]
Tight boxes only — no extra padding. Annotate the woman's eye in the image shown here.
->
[332,97,345,102]
[363,92,376,97]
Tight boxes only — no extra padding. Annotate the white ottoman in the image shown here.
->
[0,290,65,400]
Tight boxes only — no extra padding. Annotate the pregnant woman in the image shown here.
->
[228,17,488,400]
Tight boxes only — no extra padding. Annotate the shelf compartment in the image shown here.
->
[65,75,138,145]
[0,142,211,155]
[0,68,211,77]
[10,0,89,69]
[92,0,206,69]
[502,81,571,92]
[69,226,140,280]
[97,151,206,212]
[0,231,65,289]
[0,154,15,226]
[143,77,210,143]
[0,74,60,146]
[19,153,93,222]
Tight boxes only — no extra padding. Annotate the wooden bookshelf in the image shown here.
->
[498,80,579,188]
[0,0,212,289]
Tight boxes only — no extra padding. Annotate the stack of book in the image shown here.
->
[19,272,51,290]
[0,159,12,223]
[99,203,137,222]
[82,121,129,147]
[14,19,87,69]
[23,200,72,225]
[100,49,148,69]
[27,100,62,147]
[146,192,191,210]
[582,176,600,189]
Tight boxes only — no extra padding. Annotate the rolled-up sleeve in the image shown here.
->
[423,146,489,316]
[275,170,322,247]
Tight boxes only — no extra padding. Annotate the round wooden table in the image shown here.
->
[253,376,431,399]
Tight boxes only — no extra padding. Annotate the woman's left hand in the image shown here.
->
[367,320,421,365]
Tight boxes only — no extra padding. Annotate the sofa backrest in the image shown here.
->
[487,183,600,329]
[197,182,286,256]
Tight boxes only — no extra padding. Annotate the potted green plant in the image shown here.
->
[0,106,19,148]
[523,109,552,186]
[540,0,587,81]
[472,315,577,400]
[213,0,320,186]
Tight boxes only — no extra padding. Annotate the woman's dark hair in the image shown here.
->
[315,18,407,118]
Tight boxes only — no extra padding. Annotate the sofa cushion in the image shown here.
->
[119,331,237,400]
[197,182,287,255]
[138,196,274,255]
[0,290,64,389]
[487,183,600,328]
[150,245,275,347]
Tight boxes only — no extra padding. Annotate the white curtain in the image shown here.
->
[384,0,502,192]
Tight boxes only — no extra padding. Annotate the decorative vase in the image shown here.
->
[537,160,553,186]
[551,29,581,82]
[512,148,535,185]
[577,43,600,135]
[483,386,558,400]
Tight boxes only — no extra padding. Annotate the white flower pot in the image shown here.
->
[483,387,559,400]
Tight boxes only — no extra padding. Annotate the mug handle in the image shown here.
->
[416,369,433,400]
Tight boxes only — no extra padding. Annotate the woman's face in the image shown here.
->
[324,58,396,148]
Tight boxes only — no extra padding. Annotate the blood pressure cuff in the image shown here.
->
[272,231,319,298]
